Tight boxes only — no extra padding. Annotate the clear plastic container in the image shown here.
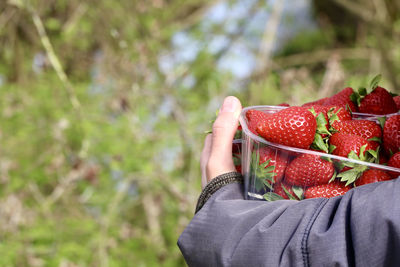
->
[239,106,400,201]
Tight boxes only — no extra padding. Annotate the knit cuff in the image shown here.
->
[195,172,243,213]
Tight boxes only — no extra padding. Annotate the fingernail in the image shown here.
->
[221,96,237,113]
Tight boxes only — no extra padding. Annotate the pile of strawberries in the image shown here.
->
[238,76,400,200]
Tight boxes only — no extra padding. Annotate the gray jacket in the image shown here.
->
[178,173,400,266]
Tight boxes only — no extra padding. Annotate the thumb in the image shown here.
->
[207,96,242,181]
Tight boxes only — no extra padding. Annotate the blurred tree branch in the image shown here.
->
[31,11,82,111]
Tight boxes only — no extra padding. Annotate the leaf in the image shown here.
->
[370,74,382,90]
[368,137,382,143]
[233,156,241,166]
[263,192,284,201]
[328,112,340,126]
[254,175,265,191]
[329,144,336,154]
[359,144,367,159]
[315,113,330,136]
[367,149,378,159]
[347,150,360,160]
[329,170,337,183]
[281,185,297,200]
[337,165,368,186]
[263,180,273,190]
[312,134,329,153]
[308,107,317,116]
[358,87,367,96]
[377,117,386,129]
[350,92,361,106]
[260,159,272,169]
[292,186,304,200]
[345,103,353,115]
[320,156,332,162]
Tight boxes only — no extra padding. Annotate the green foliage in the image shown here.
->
[0,0,400,265]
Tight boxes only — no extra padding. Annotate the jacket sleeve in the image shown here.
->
[177,177,400,267]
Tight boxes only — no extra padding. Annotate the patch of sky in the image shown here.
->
[217,42,256,79]
[154,145,182,172]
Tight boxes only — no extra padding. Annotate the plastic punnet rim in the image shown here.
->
[239,105,400,174]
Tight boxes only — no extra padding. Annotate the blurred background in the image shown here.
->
[0,0,400,266]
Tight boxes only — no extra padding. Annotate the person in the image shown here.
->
[178,96,400,266]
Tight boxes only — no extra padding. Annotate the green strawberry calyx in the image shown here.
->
[334,144,379,186]
[337,165,368,186]
[350,74,382,107]
[350,74,382,106]
[308,108,330,153]
[251,152,277,191]
[263,192,284,201]
[370,74,382,90]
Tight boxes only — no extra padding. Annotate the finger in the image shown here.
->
[200,134,212,188]
[207,96,242,181]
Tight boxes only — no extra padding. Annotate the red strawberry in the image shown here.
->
[388,152,400,178]
[232,141,241,154]
[285,154,335,187]
[256,107,317,149]
[330,133,374,158]
[379,151,389,165]
[354,169,392,187]
[359,86,398,115]
[302,97,329,107]
[393,95,400,110]
[246,109,269,135]
[274,182,302,200]
[235,164,242,173]
[383,115,400,155]
[258,147,289,183]
[305,180,351,199]
[323,87,358,112]
[332,120,382,150]
[278,103,290,107]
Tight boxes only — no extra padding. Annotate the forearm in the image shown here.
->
[179,181,323,266]
[179,174,400,266]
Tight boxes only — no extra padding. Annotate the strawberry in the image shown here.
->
[278,103,290,107]
[329,133,374,158]
[393,95,400,110]
[256,106,317,149]
[285,154,335,187]
[378,151,389,165]
[258,147,289,183]
[383,115,400,155]
[246,109,269,135]
[273,182,303,200]
[332,120,382,150]
[354,169,392,187]
[235,164,242,173]
[359,86,398,115]
[323,87,358,112]
[302,97,329,107]
[387,152,400,178]
[305,180,351,199]
[232,141,242,173]
[232,141,241,154]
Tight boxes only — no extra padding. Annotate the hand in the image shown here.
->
[200,96,242,189]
